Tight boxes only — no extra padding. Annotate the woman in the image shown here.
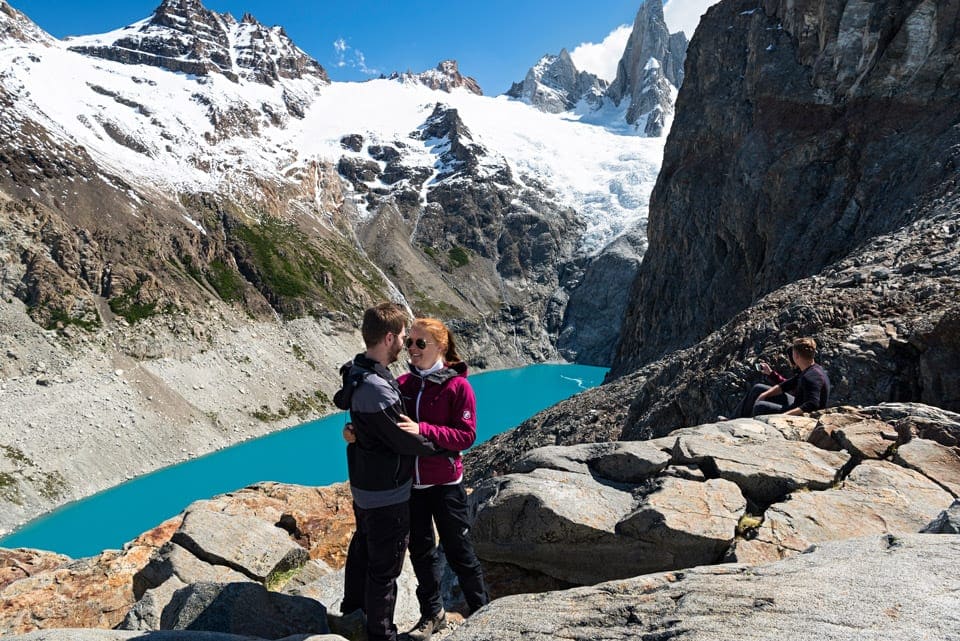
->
[395,317,489,640]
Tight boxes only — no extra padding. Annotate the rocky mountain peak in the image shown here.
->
[505,48,607,114]
[388,59,483,95]
[507,0,685,135]
[0,0,54,45]
[65,0,328,86]
[605,0,687,131]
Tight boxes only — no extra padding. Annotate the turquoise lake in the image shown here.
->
[0,363,606,557]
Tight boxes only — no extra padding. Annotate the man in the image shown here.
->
[730,337,831,418]
[333,302,446,641]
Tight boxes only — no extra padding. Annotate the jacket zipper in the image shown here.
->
[414,376,426,486]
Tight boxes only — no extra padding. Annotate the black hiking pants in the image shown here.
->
[408,483,489,617]
[733,383,795,418]
[342,501,409,641]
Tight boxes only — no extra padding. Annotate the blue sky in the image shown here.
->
[11,0,715,95]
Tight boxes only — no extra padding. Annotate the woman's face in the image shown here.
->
[407,326,443,369]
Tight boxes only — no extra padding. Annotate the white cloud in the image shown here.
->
[569,24,632,82]
[663,0,722,40]
[332,38,379,76]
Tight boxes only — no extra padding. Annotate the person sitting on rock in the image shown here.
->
[728,337,831,419]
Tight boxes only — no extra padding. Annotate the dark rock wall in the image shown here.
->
[612,0,960,376]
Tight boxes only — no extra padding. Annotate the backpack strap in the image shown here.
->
[333,363,371,410]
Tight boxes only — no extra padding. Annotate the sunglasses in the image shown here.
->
[404,337,430,349]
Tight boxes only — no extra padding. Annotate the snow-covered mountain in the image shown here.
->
[509,0,687,138]
[65,0,327,88]
[386,59,483,95]
[0,0,665,365]
[505,49,607,113]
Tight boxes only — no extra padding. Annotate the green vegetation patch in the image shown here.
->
[109,283,158,324]
[231,217,387,318]
[0,472,22,505]
[448,245,470,268]
[44,306,101,332]
[33,470,67,501]
[265,564,304,592]
[411,290,459,319]
[207,259,244,302]
[251,390,330,422]
[736,514,764,537]
[1,444,35,467]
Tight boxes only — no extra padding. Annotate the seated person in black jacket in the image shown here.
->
[730,337,831,419]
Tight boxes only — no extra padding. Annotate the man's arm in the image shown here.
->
[359,405,444,456]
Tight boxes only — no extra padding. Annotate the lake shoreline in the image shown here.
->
[1,361,605,556]
[0,293,558,539]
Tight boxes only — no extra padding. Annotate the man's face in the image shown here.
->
[387,326,407,364]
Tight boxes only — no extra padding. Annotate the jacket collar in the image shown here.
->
[407,360,467,384]
[352,352,397,383]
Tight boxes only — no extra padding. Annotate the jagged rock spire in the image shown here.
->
[607,0,687,106]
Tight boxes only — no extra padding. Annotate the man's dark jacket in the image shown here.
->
[334,353,443,509]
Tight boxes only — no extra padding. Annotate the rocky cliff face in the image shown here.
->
[388,60,483,95]
[505,49,607,113]
[613,0,960,374]
[556,230,646,365]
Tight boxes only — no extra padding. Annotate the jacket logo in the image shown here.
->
[462,410,472,420]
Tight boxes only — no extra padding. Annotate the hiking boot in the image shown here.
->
[406,609,447,641]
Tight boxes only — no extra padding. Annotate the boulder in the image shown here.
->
[135,542,253,595]
[120,575,189,631]
[472,467,744,584]
[670,422,850,506]
[447,535,960,641]
[753,414,818,441]
[156,581,328,639]
[513,440,671,481]
[194,482,356,570]
[859,404,960,448]
[895,438,960,497]
[0,549,70,590]
[816,414,899,459]
[922,499,960,534]
[289,556,422,633]
[732,460,954,564]
[0,516,180,635]
[171,507,309,584]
